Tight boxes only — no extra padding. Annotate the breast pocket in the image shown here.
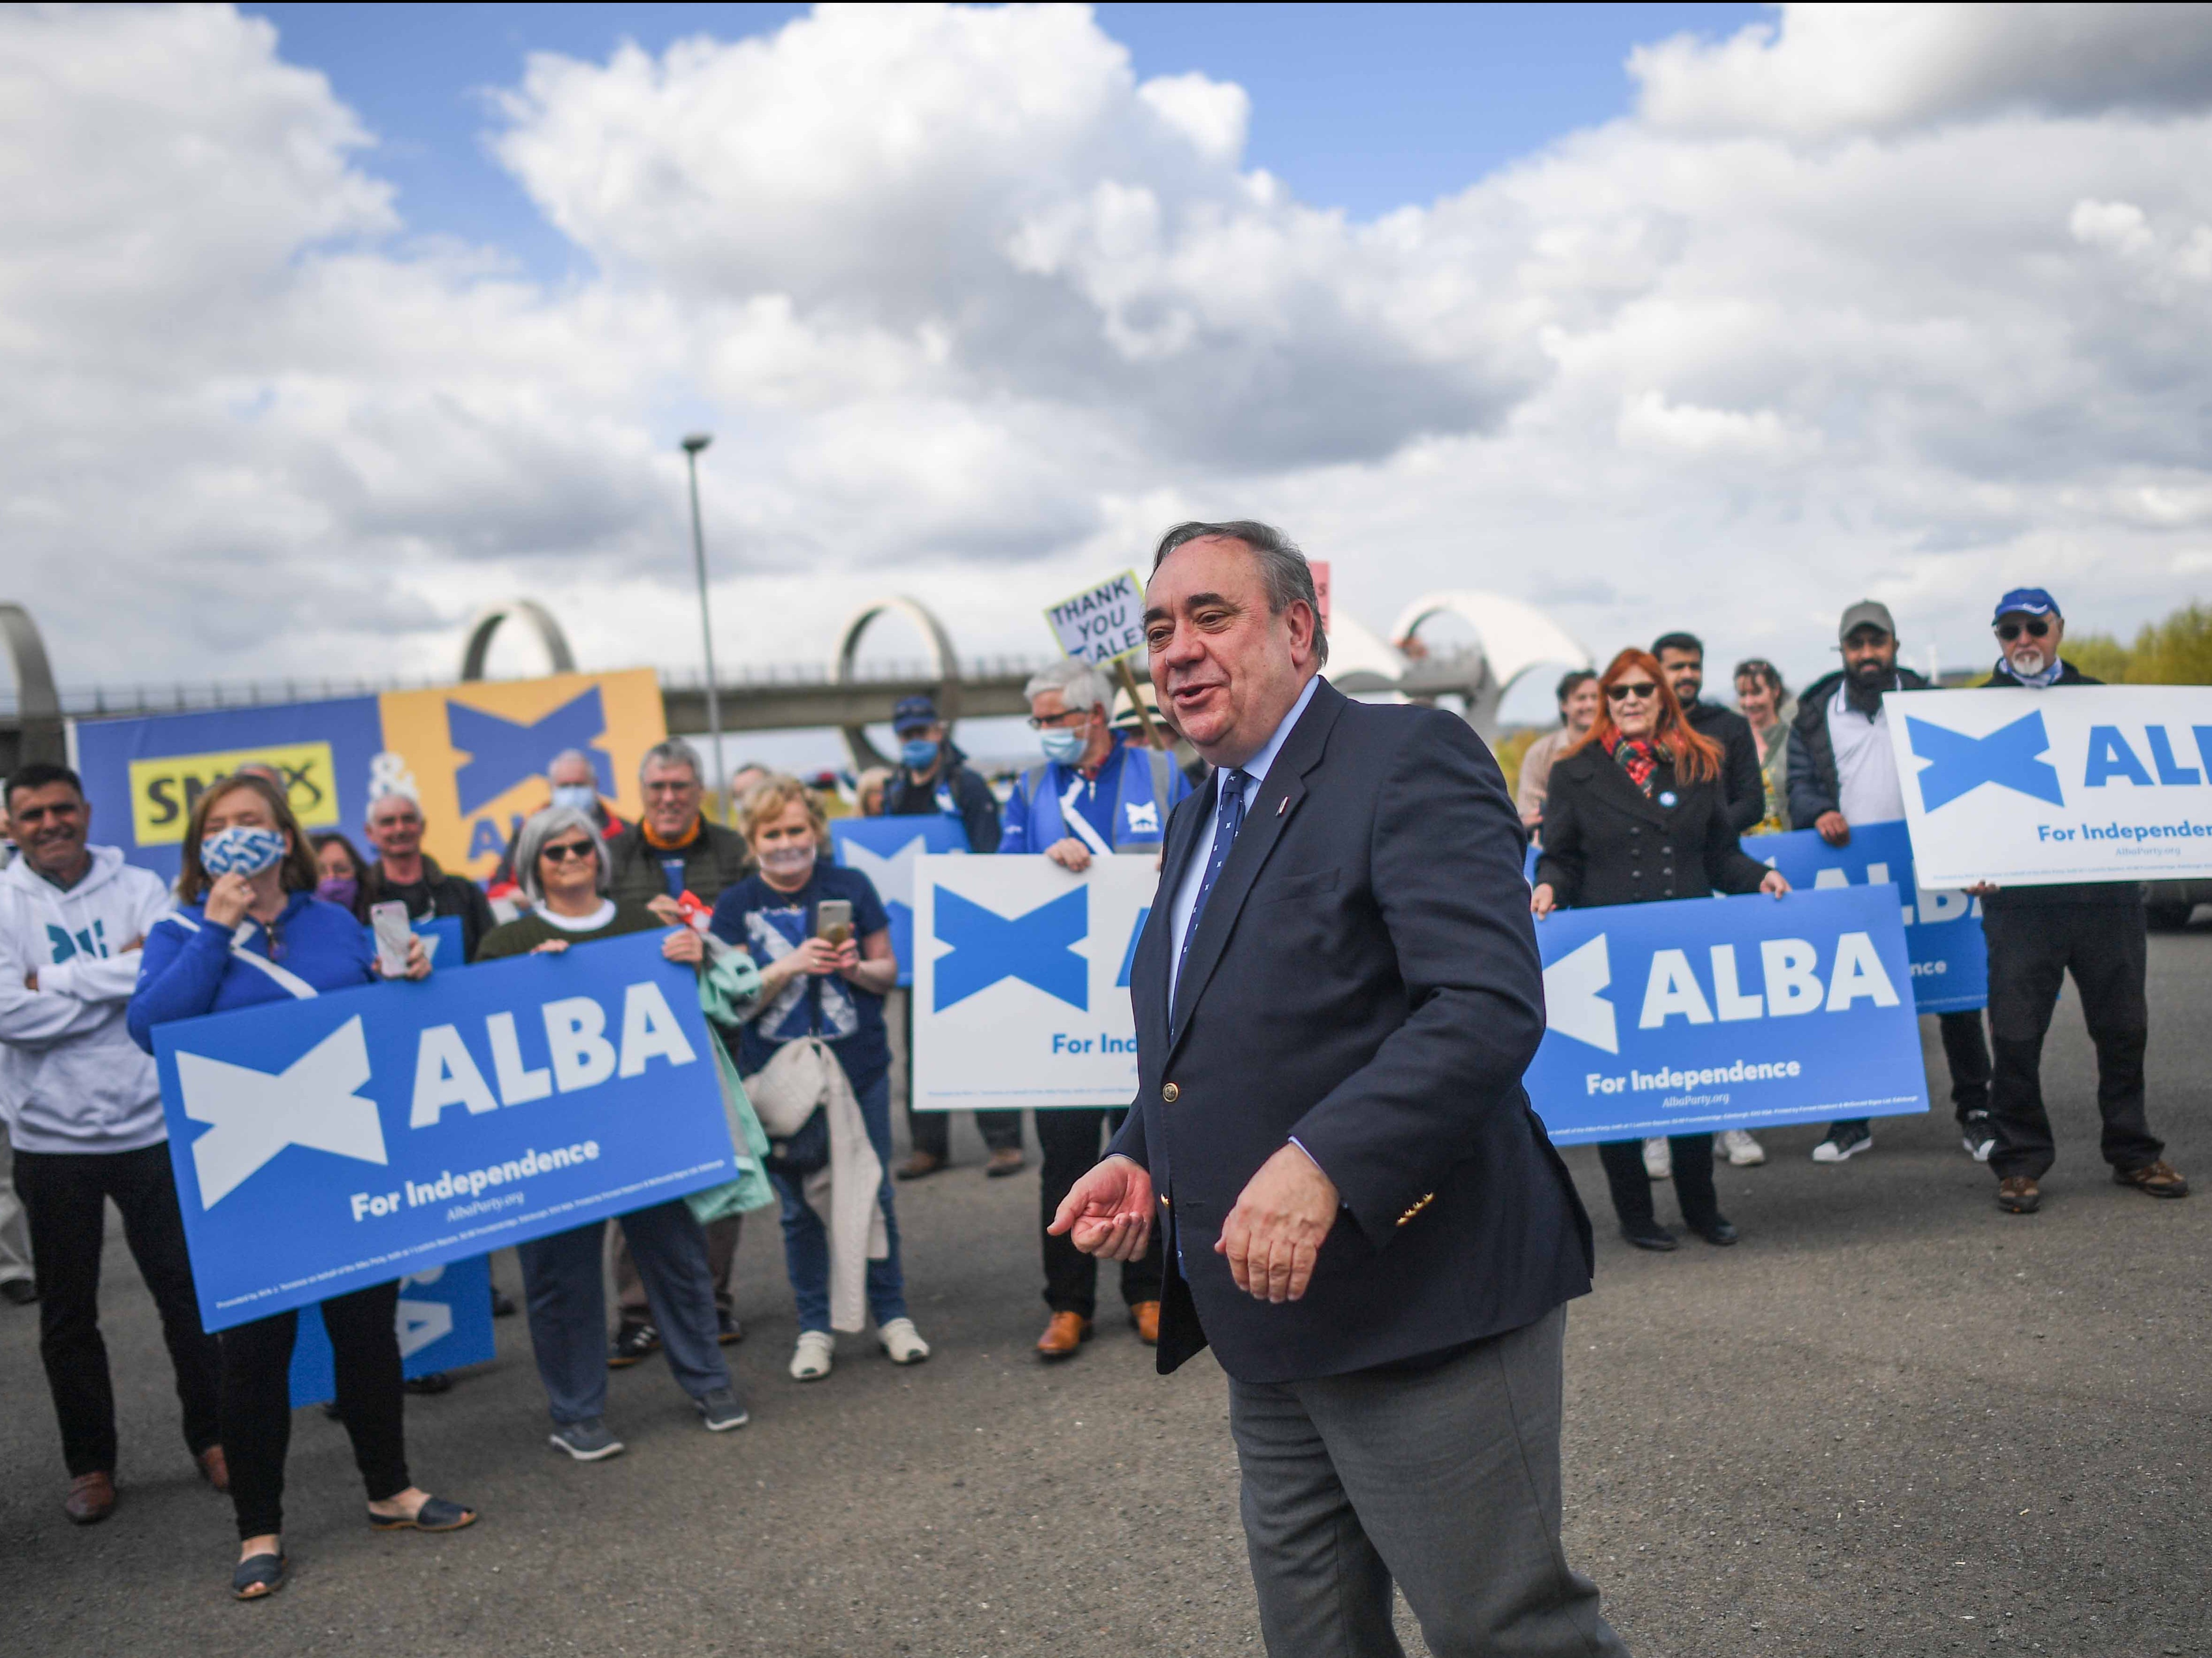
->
[1256,868,1340,906]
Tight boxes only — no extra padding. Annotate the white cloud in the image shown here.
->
[1633,2,2212,138]
[6,0,2212,718]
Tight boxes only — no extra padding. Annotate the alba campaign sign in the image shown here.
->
[1885,685,2212,887]
[1527,886,1929,1143]
[829,814,969,989]
[153,933,735,1330]
[911,854,1155,1110]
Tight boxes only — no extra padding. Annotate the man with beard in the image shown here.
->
[1788,601,1996,1164]
[1651,632,1766,834]
[1974,589,2184,1214]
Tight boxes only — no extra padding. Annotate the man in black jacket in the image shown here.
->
[1055,521,1621,1657]
[1973,588,2185,1215]
[883,695,1024,1178]
[1783,600,1993,1163]
[362,791,498,960]
[1653,632,1764,833]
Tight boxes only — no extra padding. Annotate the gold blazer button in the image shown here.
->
[1161,1082,1180,1103]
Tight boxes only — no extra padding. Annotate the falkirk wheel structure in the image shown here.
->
[0,588,1589,778]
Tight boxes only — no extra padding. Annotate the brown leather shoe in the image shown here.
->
[1997,1176,2041,1214]
[2114,1159,2189,1199]
[198,1445,230,1492]
[1035,1311,1091,1359]
[64,1471,116,1525]
[1130,1300,1161,1346]
[894,1151,944,1181]
[985,1147,1026,1178]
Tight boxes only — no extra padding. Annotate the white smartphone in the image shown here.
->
[369,902,412,977]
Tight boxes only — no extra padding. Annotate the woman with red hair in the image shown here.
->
[1531,649,1790,1251]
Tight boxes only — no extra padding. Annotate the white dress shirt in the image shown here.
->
[1167,673,1321,1005]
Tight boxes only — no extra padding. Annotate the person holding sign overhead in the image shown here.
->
[1532,649,1790,1252]
[125,773,475,1602]
[1001,658,1185,1360]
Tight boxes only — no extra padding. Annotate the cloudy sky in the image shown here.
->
[8,1,2212,728]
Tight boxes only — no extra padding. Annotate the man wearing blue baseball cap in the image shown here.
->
[1976,588,2186,1214]
[881,695,1026,1178]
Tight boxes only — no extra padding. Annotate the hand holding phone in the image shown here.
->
[814,899,854,947]
[370,902,412,978]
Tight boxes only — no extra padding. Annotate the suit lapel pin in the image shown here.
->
[1277,796,1289,817]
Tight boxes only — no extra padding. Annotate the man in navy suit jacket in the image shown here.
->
[1053,522,1626,1658]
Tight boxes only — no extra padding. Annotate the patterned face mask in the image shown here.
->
[201,825,287,878]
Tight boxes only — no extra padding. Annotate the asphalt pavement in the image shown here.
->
[4,925,2208,1657]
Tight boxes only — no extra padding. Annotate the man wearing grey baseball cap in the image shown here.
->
[1786,600,1996,1164]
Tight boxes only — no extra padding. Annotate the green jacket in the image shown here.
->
[606,818,754,911]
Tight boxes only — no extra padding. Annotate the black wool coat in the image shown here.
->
[1533,743,1771,908]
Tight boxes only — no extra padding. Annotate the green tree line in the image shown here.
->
[2062,601,2212,685]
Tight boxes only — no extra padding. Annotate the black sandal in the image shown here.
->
[232,1551,287,1600]
[367,1495,477,1532]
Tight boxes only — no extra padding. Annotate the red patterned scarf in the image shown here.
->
[1602,729,1662,798]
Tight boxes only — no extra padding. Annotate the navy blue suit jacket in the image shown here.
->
[1108,677,1594,1383]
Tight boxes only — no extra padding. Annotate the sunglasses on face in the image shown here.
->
[1606,681,1660,703]
[541,840,596,863]
[1997,619,2051,641]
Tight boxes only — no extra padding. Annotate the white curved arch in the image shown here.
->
[834,596,963,770]
[1389,591,1592,697]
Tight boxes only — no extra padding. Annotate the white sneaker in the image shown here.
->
[1717,1128,1767,1167]
[1642,1138,1672,1180]
[1811,1124,1874,1163]
[789,1330,835,1381]
[878,1317,931,1366]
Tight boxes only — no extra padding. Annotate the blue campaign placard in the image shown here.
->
[288,1254,495,1407]
[830,815,970,987]
[153,931,735,1331]
[1743,819,1986,1014]
[1527,885,1930,1144]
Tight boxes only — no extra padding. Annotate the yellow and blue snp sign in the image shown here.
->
[74,670,666,886]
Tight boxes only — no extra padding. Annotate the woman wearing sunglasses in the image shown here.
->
[474,806,762,1459]
[126,774,472,1601]
[1529,650,1789,1251]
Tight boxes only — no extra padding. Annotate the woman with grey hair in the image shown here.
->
[475,807,761,1459]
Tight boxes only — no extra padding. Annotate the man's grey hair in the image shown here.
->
[514,806,609,906]
[1023,657,1113,714]
[638,738,704,785]
[363,787,422,826]
[548,748,597,782]
[1150,520,1330,666]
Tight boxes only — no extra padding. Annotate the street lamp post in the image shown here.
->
[680,434,724,800]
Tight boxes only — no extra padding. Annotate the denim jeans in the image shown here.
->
[770,1070,909,1333]
[517,1200,729,1425]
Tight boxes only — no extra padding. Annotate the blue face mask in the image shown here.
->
[549,784,596,812]
[900,738,939,771]
[201,825,287,878]
[1039,727,1088,765]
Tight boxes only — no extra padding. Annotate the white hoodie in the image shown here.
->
[0,846,175,1154]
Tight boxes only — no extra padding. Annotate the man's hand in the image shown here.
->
[1048,1154,1154,1261]
[382,935,432,980]
[1815,810,1851,847]
[1217,1143,1339,1304]
[1045,837,1093,873]
[645,894,684,925]
[1965,881,2001,897]
[1758,869,1790,898]
[1530,881,1557,917]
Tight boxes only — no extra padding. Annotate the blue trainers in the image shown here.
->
[697,1387,750,1432]
[549,1418,624,1461]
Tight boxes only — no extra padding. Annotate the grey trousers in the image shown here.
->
[1227,1306,1627,1658]
[0,1123,31,1286]
[517,1200,728,1425]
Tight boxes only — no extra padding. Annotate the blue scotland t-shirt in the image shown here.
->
[708,863,893,1093]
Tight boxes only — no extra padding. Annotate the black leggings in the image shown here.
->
[219,1281,410,1539]
[1596,1134,1719,1232]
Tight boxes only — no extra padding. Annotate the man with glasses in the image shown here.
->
[1787,601,1995,1164]
[1975,589,2185,1214]
[604,738,756,1360]
[1001,659,1186,1359]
